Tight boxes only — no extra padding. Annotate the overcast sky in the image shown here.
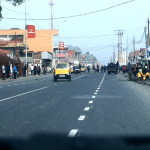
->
[0,0,149,65]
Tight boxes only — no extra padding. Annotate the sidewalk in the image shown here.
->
[0,73,53,84]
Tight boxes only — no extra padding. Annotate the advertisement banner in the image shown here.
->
[28,25,35,38]
[68,52,71,57]
[59,41,64,50]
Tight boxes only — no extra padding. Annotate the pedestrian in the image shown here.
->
[79,64,81,72]
[50,67,52,73]
[73,65,76,74]
[43,66,47,75]
[101,65,104,73]
[133,64,137,77]
[23,64,27,77]
[34,65,37,76]
[97,65,99,73]
[127,63,132,81]
[13,65,17,79]
[87,66,90,73]
[30,64,34,76]
[2,65,6,80]
[6,63,10,80]
[38,65,41,76]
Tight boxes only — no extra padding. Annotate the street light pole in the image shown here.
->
[57,20,67,63]
[25,0,27,76]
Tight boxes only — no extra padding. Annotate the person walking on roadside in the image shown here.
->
[43,66,47,75]
[6,64,10,80]
[13,65,17,79]
[87,66,90,73]
[127,63,132,81]
[73,65,76,74]
[34,65,37,76]
[50,67,52,73]
[101,65,104,73]
[30,64,34,76]
[38,65,41,76]
[2,65,6,80]
[23,64,27,77]
[133,64,137,77]
[97,65,99,73]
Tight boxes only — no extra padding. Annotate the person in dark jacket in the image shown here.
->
[87,66,90,73]
[6,64,10,79]
[34,65,37,76]
[23,64,27,77]
[38,65,41,76]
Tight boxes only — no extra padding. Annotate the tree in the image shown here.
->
[0,0,24,19]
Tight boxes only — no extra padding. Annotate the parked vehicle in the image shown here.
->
[75,67,81,74]
[54,63,71,82]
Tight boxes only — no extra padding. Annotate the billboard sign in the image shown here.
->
[59,41,64,50]
[28,25,35,38]
[68,52,71,57]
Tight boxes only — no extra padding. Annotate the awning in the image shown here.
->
[142,57,150,61]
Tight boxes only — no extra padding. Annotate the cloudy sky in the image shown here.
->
[0,0,149,65]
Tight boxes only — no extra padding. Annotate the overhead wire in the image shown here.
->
[127,0,148,31]
[2,0,135,20]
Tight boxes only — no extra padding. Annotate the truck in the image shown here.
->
[107,63,118,74]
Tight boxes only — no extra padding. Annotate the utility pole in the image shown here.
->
[115,30,125,66]
[147,18,149,58]
[133,36,135,64]
[126,37,128,64]
[25,0,27,76]
[113,46,115,63]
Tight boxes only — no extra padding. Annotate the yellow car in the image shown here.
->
[54,63,71,82]
[81,66,86,72]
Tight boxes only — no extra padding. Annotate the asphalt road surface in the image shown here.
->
[0,72,150,139]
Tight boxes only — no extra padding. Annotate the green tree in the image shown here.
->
[0,0,24,19]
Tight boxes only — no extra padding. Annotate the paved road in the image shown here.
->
[0,72,150,139]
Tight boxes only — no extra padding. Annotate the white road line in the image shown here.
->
[97,88,100,89]
[0,86,49,102]
[89,101,93,103]
[78,115,85,120]
[98,86,100,88]
[84,107,90,111]
[8,85,11,86]
[92,96,96,98]
[94,93,97,94]
[68,129,79,137]
[96,90,99,92]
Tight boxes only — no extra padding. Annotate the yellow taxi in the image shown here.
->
[54,63,71,82]
[81,66,86,72]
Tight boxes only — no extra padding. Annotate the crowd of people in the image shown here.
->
[1,63,53,80]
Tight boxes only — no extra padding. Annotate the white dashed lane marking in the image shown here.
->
[97,88,100,89]
[89,101,93,103]
[96,90,99,92]
[84,107,90,111]
[68,129,79,137]
[94,93,97,94]
[78,115,85,121]
[92,96,96,98]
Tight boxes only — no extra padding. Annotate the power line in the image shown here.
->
[2,0,135,20]
[127,0,148,31]
[122,0,137,29]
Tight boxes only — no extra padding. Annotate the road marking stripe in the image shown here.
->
[0,86,49,102]
[84,107,90,111]
[94,93,97,94]
[78,115,85,120]
[68,129,79,137]
[89,101,93,103]
[96,90,99,92]
[92,96,96,98]
[97,88,100,89]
